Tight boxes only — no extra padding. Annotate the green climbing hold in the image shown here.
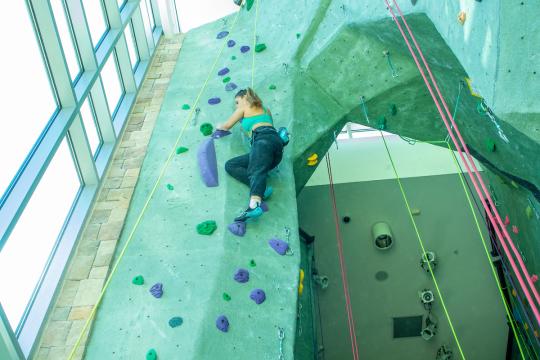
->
[176,146,188,154]
[249,259,257,267]
[246,0,254,11]
[182,104,190,110]
[200,123,214,136]
[166,184,174,191]
[132,275,144,285]
[197,220,217,235]
[389,104,397,116]
[223,76,231,83]
[485,139,496,152]
[231,55,237,60]
[146,349,157,360]
[223,293,231,301]
[511,180,519,189]
[377,116,387,130]
[526,206,533,220]
[255,43,267,53]
[296,33,301,39]
[269,84,276,90]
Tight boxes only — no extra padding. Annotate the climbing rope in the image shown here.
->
[444,81,464,144]
[67,5,248,359]
[325,154,360,360]
[385,0,540,326]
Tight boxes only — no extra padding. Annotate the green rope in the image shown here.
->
[379,133,466,359]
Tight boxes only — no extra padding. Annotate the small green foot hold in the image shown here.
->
[182,104,190,110]
[389,104,397,116]
[200,123,214,136]
[269,84,276,90]
[132,275,144,285]
[176,146,188,154]
[296,33,301,39]
[526,206,533,219]
[223,293,231,301]
[146,349,157,360]
[166,184,174,191]
[249,259,257,267]
[197,220,217,235]
[246,0,254,11]
[377,116,387,130]
[485,139,496,152]
[223,76,231,83]
[169,316,183,328]
[255,43,267,53]
[231,55,237,60]
[511,180,519,189]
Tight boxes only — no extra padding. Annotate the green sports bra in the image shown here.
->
[240,107,273,132]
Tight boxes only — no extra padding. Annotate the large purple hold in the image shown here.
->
[225,82,238,92]
[197,138,218,187]
[208,97,221,105]
[234,268,249,283]
[212,129,232,139]
[216,315,229,332]
[228,221,246,237]
[240,46,250,53]
[216,31,229,39]
[150,283,163,298]
[269,238,289,256]
[218,68,230,76]
[227,40,236,48]
[250,289,266,305]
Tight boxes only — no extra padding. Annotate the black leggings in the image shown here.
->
[225,127,283,197]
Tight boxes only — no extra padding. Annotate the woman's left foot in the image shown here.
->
[234,206,263,222]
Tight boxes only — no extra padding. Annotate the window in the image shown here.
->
[101,52,124,116]
[144,0,155,29]
[0,139,80,328]
[117,0,127,9]
[124,22,139,69]
[174,0,237,32]
[80,97,101,156]
[140,1,153,46]
[0,1,57,200]
[50,0,81,81]
[82,0,108,48]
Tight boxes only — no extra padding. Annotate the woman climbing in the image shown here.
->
[218,88,284,222]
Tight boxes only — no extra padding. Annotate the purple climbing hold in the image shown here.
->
[216,31,229,39]
[212,129,232,139]
[228,221,246,237]
[218,68,230,76]
[240,46,250,53]
[234,268,249,283]
[260,202,269,212]
[269,238,289,256]
[250,289,266,305]
[216,315,229,332]
[225,82,238,92]
[197,138,219,187]
[208,97,221,105]
[150,283,163,298]
[227,40,236,48]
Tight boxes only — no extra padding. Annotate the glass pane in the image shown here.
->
[0,2,57,200]
[174,0,236,32]
[124,23,139,69]
[50,0,81,80]
[140,2,153,47]
[80,97,101,155]
[82,0,108,47]
[117,0,126,8]
[101,53,123,116]
[145,0,155,29]
[0,139,80,327]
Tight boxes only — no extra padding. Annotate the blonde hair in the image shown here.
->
[235,87,263,108]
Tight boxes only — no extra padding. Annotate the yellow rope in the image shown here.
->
[67,7,245,359]
[379,133,466,359]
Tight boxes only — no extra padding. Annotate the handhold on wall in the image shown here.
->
[307,160,318,166]
[216,31,229,39]
[218,68,230,76]
[225,82,238,92]
[249,259,257,267]
[132,275,144,285]
[411,208,421,216]
[532,274,539,283]
[298,283,304,296]
[228,221,246,237]
[296,33,301,39]
[269,84,276,90]
[250,289,266,304]
[504,215,510,226]
[169,317,183,328]
[227,40,236,48]
[200,123,214,136]
[212,129,232,139]
[234,268,250,283]
[300,269,305,283]
[526,206,533,219]
[246,0,255,11]
[197,220,217,235]
[255,43,267,53]
[512,288,517,297]
[457,11,467,25]
[223,293,232,301]
[182,104,190,110]
[511,180,519,189]
[216,315,229,332]
[389,104,397,116]
[176,146,188,154]
[240,46,250,53]
[223,76,231,83]
[269,238,289,255]
[525,323,530,331]
[150,283,163,298]
[485,138,496,152]
[166,184,174,191]
[512,225,519,234]
[231,55,237,60]
[378,116,387,130]
[208,97,221,105]
[146,349,157,360]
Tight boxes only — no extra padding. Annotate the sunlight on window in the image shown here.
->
[0,2,57,200]
[82,0,108,47]
[124,22,139,69]
[175,0,237,32]
[80,97,101,155]
[140,1,153,47]
[117,0,126,9]
[145,0,155,29]
[50,0,81,80]
[0,139,80,328]
[101,53,123,116]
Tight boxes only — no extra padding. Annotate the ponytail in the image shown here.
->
[235,87,263,108]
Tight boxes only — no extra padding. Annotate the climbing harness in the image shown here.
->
[278,327,285,360]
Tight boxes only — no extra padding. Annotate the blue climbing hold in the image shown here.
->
[150,283,163,298]
[216,31,229,39]
[218,67,230,76]
[234,268,249,283]
[208,97,221,105]
[240,46,250,53]
[250,289,266,305]
[228,221,246,237]
[212,129,232,139]
[169,316,183,328]
[269,238,289,256]
[216,315,229,332]
[227,40,236,48]
[225,82,238,92]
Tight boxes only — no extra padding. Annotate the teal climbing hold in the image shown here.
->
[223,76,231,83]
[197,220,217,235]
[526,206,533,220]
[169,317,183,328]
[223,293,231,301]
[166,184,174,191]
[269,84,276,90]
[231,55,237,60]
[146,349,157,360]
[296,33,301,39]
[485,139,496,152]
[377,116,387,130]
[255,43,267,53]
[200,123,214,136]
[246,0,254,11]
[182,104,190,110]
[176,146,188,154]
[249,259,257,267]
[389,104,397,116]
[132,275,144,285]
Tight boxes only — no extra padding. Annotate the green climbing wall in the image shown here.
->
[81,0,540,358]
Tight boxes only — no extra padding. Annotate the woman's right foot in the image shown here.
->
[263,186,273,200]
[234,206,264,222]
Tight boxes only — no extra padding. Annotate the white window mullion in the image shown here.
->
[68,116,99,186]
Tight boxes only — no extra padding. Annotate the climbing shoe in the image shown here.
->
[263,186,273,200]
[234,206,264,222]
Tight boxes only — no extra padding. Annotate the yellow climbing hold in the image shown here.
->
[298,283,304,296]
[307,154,318,161]
[512,288,517,297]
[300,269,305,283]
[457,11,466,25]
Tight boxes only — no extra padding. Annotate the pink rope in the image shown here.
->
[390,0,540,311]
[384,0,540,326]
[326,154,360,360]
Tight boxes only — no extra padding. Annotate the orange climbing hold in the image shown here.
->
[457,11,466,25]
